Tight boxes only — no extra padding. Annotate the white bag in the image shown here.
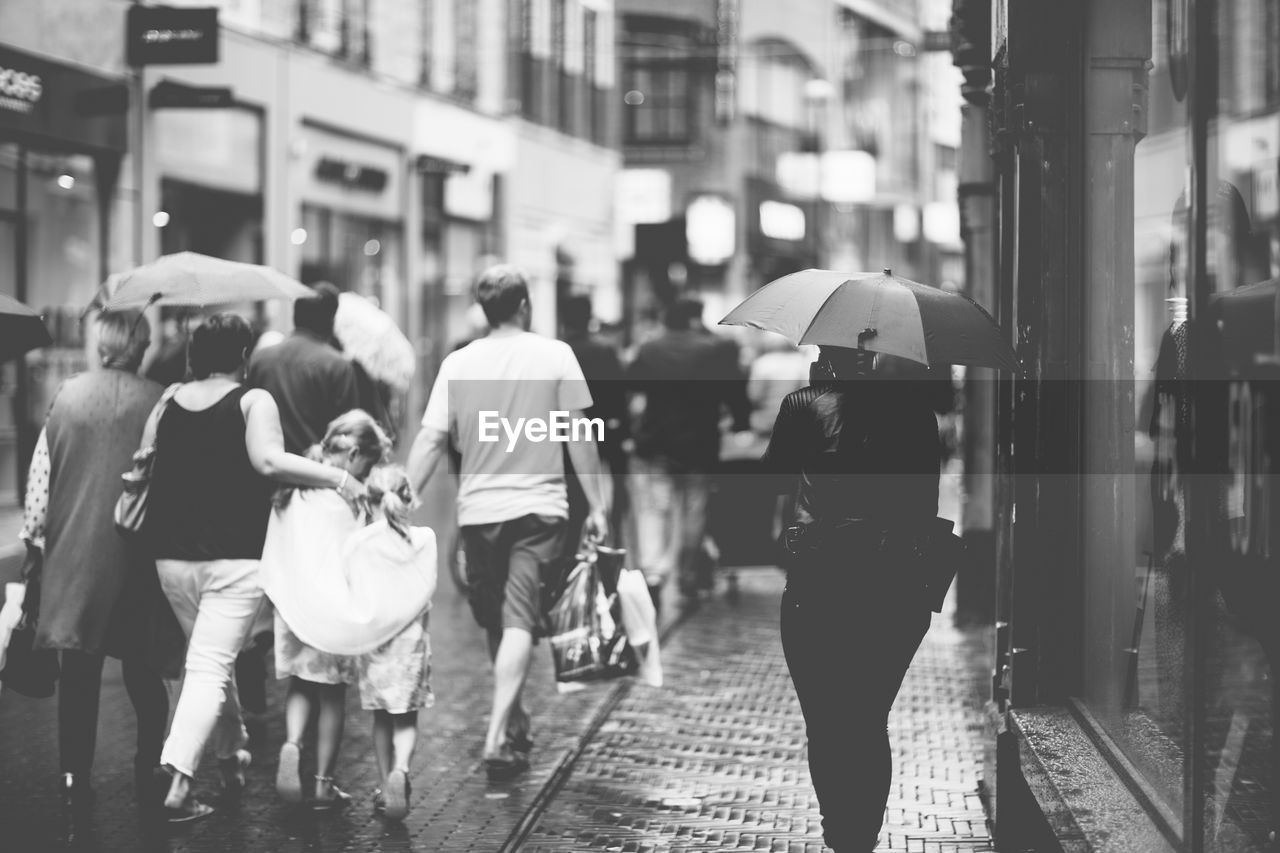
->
[616,566,663,687]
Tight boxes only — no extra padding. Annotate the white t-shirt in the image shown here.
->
[422,330,593,526]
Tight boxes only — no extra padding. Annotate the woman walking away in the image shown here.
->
[763,346,942,853]
[261,458,436,822]
[13,311,178,811]
[268,411,391,809]
[144,313,366,822]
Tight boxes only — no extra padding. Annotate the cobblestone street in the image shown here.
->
[1,561,993,853]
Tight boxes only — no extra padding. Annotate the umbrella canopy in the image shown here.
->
[333,292,416,391]
[720,268,1018,371]
[0,293,53,362]
[103,252,315,310]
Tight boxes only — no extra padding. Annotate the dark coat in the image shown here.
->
[247,331,361,454]
[38,368,182,672]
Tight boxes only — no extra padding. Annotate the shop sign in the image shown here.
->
[1255,160,1278,221]
[616,169,672,226]
[149,80,233,109]
[445,168,493,221]
[315,157,389,193]
[0,45,127,155]
[126,5,220,67]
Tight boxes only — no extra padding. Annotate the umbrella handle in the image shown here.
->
[857,327,878,348]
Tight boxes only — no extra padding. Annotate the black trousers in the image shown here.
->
[780,574,930,852]
[58,650,168,778]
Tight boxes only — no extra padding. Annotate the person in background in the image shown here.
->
[408,265,608,781]
[10,311,178,811]
[145,308,197,386]
[626,296,751,615]
[242,282,362,742]
[559,295,628,544]
[764,346,941,853]
[146,313,366,822]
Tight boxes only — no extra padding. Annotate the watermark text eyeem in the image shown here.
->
[478,410,604,452]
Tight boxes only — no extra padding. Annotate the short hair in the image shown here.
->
[188,313,254,379]
[96,310,150,370]
[294,282,341,337]
[474,264,529,326]
[664,296,703,329]
[560,294,592,334]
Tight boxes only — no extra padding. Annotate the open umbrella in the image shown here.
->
[102,252,315,310]
[333,292,416,392]
[0,293,53,362]
[719,268,1018,371]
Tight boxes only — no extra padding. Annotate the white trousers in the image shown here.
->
[157,559,264,779]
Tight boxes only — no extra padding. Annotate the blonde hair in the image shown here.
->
[96,310,150,370]
[274,409,392,512]
[364,464,417,541]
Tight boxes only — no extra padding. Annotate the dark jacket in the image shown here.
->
[763,380,941,528]
[247,331,361,454]
[627,329,750,470]
[564,331,627,461]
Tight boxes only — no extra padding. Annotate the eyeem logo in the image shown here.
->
[478,411,604,453]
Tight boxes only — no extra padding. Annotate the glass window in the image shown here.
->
[419,0,434,87]
[1195,2,1280,849]
[454,0,478,101]
[622,22,697,145]
[1079,0,1195,831]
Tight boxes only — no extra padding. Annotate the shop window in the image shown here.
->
[454,0,478,102]
[584,7,604,144]
[622,19,699,146]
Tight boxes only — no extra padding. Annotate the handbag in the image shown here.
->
[902,517,968,613]
[114,383,180,541]
[0,545,60,699]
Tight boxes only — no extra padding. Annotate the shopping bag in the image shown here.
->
[547,549,637,685]
[0,546,59,699]
[616,566,663,687]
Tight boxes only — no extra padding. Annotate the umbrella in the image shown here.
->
[719,268,1018,371]
[333,292,416,392]
[103,251,315,310]
[0,293,53,362]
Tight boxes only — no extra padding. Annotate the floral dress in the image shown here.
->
[358,613,433,713]
[274,611,358,685]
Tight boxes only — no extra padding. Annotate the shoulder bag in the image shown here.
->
[114,383,181,541]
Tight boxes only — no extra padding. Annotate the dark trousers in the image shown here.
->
[58,650,168,778]
[780,575,930,852]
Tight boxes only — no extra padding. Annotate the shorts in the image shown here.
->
[460,514,567,636]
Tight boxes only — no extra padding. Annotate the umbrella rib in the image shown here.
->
[797,280,857,343]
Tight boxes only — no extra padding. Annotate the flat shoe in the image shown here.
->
[383,769,410,821]
[275,742,303,804]
[165,799,215,824]
[484,748,530,781]
[312,776,352,811]
[372,788,386,814]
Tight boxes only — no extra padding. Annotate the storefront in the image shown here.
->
[959,1,1280,851]
[0,44,127,510]
[295,124,405,308]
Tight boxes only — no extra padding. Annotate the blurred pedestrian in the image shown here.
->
[11,311,177,810]
[764,346,941,853]
[626,297,750,614]
[559,294,628,542]
[268,412,391,810]
[144,313,366,822]
[408,264,608,780]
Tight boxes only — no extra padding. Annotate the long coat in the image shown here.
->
[38,368,181,671]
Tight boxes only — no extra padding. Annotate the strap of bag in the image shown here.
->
[139,383,181,455]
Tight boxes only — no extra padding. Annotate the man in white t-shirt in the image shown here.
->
[408,264,608,780]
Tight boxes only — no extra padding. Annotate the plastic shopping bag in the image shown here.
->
[616,566,663,687]
[548,551,637,686]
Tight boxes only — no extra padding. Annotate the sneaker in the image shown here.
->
[484,745,530,781]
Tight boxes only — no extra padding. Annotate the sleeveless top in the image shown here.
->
[149,385,273,560]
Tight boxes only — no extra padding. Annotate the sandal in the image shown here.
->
[372,788,386,814]
[484,745,530,781]
[312,776,352,811]
[383,769,410,821]
[276,742,303,804]
[164,798,215,824]
[219,749,252,793]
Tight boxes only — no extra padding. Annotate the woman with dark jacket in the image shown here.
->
[13,311,179,808]
[763,345,942,853]
[144,313,366,821]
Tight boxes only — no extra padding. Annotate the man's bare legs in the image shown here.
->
[483,627,534,758]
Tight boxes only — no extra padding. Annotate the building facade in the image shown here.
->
[0,0,619,510]
[950,0,1280,850]
[615,0,963,336]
